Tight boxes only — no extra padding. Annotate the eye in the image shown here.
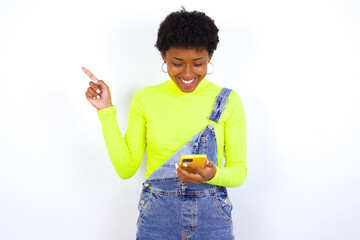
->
[172,62,183,67]
[194,63,203,67]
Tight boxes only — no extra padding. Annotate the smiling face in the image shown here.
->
[161,47,213,93]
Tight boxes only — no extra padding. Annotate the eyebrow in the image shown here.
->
[171,57,204,61]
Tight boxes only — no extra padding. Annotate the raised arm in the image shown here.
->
[83,67,146,179]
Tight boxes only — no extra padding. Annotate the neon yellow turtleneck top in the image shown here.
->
[97,79,247,187]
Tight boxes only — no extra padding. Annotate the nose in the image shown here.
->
[182,64,194,78]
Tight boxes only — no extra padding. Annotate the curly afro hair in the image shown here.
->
[155,7,219,56]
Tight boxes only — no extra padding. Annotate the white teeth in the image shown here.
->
[180,77,195,84]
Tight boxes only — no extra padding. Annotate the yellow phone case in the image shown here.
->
[180,154,207,174]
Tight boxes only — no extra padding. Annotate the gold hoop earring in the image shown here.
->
[207,62,214,75]
[162,62,168,73]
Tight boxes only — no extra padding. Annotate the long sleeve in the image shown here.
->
[204,91,247,187]
[96,79,246,187]
[97,90,146,179]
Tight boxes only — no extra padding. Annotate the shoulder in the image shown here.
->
[228,90,243,106]
[226,90,246,123]
[228,90,245,115]
[133,81,168,97]
[130,81,169,110]
[205,80,245,113]
[216,86,246,121]
[209,81,244,107]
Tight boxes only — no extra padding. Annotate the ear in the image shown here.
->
[208,53,213,63]
[161,51,166,63]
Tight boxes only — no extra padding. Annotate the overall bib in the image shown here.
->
[136,88,234,240]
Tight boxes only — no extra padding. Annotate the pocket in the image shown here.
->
[137,190,154,220]
[212,191,233,222]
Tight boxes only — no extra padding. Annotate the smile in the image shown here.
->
[178,76,198,86]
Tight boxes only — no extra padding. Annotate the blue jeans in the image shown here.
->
[136,88,234,240]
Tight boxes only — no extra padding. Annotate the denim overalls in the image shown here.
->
[136,88,234,240]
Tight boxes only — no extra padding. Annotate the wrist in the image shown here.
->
[97,104,113,111]
[207,166,217,181]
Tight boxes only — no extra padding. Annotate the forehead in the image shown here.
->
[166,47,209,59]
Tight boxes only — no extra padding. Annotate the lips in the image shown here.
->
[178,76,198,87]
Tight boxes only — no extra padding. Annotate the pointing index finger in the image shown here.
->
[82,66,99,82]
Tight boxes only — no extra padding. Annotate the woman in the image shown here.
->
[83,8,246,240]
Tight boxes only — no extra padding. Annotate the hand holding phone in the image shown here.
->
[180,154,207,174]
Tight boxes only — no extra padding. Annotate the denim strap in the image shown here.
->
[207,88,232,123]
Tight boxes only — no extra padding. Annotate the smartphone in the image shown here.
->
[180,154,207,174]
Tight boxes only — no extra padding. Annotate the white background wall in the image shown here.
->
[1,0,359,239]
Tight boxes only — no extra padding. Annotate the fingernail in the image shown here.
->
[206,160,209,165]
[183,163,188,167]
[96,89,101,94]
[175,163,179,169]
[97,95,100,99]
